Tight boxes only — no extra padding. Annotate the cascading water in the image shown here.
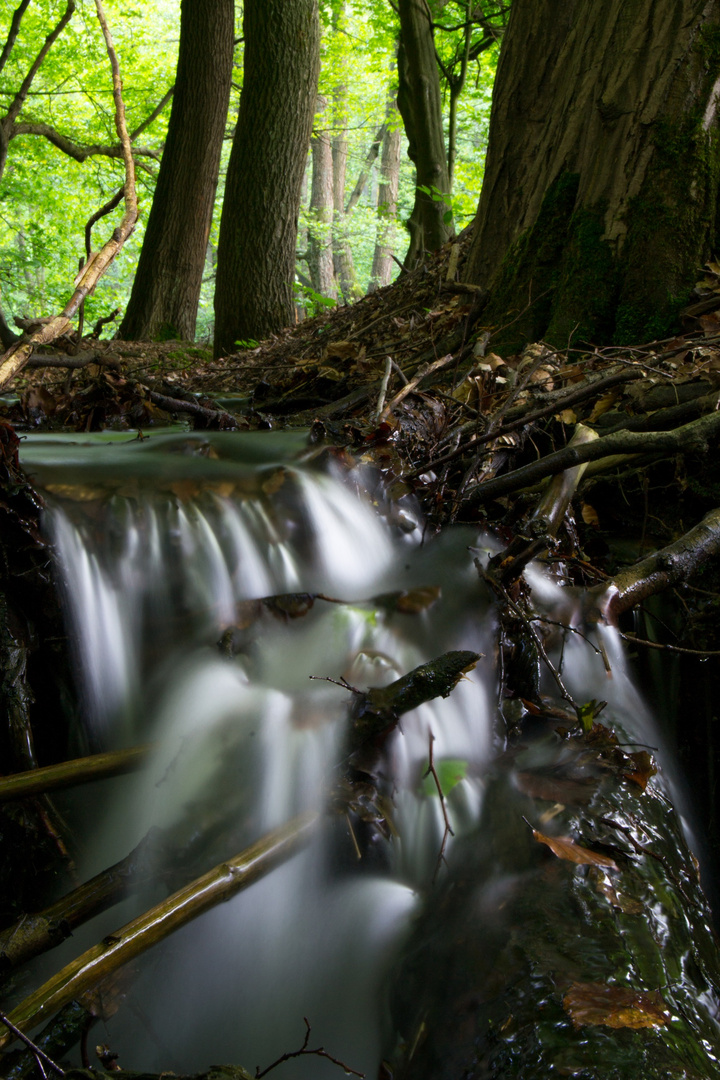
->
[14,428,690,1078]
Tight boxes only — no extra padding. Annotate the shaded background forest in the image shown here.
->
[0,0,499,341]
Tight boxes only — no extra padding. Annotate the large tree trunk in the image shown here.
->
[307,95,337,300]
[213,0,320,356]
[397,0,453,268]
[119,0,233,343]
[465,0,720,350]
[369,96,402,292]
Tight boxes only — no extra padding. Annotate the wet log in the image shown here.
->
[386,721,720,1079]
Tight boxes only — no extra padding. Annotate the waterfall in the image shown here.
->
[17,429,674,1078]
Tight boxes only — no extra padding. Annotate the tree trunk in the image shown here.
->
[307,95,337,301]
[118,0,233,343]
[369,97,401,292]
[464,0,720,350]
[213,0,320,356]
[397,0,453,268]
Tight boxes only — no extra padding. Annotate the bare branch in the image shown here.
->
[129,84,174,141]
[0,0,31,78]
[12,120,161,161]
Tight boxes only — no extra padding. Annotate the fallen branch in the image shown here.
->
[465,409,720,506]
[0,0,137,392]
[0,812,319,1050]
[0,745,148,803]
[603,506,720,619]
[0,828,161,974]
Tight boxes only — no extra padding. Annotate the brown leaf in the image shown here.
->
[581,502,600,527]
[563,982,669,1030]
[588,389,619,422]
[516,771,596,806]
[623,750,657,791]
[555,408,578,425]
[532,829,619,870]
[395,586,442,614]
[264,593,315,620]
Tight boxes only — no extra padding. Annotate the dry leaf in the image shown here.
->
[581,503,600,527]
[588,390,619,422]
[556,408,578,425]
[623,750,657,791]
[532,829,619,870]
[563,982,669,1030]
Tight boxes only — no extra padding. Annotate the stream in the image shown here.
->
[10,428,707,1077]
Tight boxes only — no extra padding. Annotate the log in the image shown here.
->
[385,720,720,1079]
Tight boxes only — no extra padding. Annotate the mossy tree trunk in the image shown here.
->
[465,0,720,350]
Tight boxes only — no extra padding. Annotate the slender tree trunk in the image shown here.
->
[119,0,233,343]
[369,98,402,292]
[465,0,720,349]
[214,0,320,356]
[397,0,453,268]
[345,122,386,215]
[307,94,336,300]
[331,85,360,302]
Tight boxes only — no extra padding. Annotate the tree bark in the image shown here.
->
[118,0,233,343]
[369,96,402,292]
[465,0,720,350]
[397,0,453,268]
[213,0,320,356]
[307,95,337,300]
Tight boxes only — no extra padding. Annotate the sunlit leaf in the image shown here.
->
[581,502,600,527]
[623,750,657,791]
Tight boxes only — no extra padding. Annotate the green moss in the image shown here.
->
[546,205,618,346]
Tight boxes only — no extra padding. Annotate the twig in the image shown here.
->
[619,631,720,657]
[308,674,362,695]
[255,1017,364,1078]
[424,730,455,883]
[374,355,393,421]
[0,1009,65,1076]
[0,744,148,803]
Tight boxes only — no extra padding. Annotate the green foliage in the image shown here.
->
[420,757,468,796]
[293,280,336,317]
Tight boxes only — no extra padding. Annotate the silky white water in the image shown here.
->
[20,429,658,1078]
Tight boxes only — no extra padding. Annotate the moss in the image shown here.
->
[480,172,581,353]
[545,205,618,346]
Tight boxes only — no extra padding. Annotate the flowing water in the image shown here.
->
[16,428,677,1078]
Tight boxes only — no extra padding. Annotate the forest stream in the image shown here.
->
[2,428,719,1079]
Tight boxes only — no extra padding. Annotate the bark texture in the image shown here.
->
[213,0,320,356]
[465,0,720,349]
[397,0,453,267]
[119,0,233,342]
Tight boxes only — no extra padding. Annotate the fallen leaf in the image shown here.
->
[563,982,669,1030]
[623,750,657,791]
[395,586,442,614]
[556,408,578,425]
[594,876,644,914]
[588,390,619,422]
[581,503,600,527]
[532,829,619,870]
